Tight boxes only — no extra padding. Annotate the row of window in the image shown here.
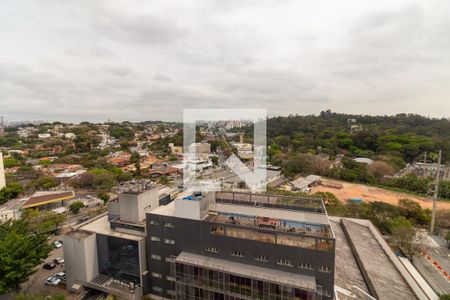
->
[150,236,176,244]
[149,219,175,228]
[150,254,175,263]
[151,272,176,281]
[152,286,176,296]
[204,247,331,273]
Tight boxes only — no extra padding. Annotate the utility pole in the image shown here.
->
[424,152,427,164]
[430,150,442,234]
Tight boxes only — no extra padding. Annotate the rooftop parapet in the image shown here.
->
[117,179,156,195]
[215,191,326,214]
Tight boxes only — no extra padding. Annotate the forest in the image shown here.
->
[260,111,450,199]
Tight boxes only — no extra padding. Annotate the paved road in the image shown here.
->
[414,255,450,295]
[414,235,450,295]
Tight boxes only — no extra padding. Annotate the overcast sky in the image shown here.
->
[1,0,449,122]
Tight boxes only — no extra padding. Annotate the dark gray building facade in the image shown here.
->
[146,191,335,299]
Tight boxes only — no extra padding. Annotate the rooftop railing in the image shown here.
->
[215,192,326,214]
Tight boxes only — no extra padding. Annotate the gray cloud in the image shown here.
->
[0,0,449,122]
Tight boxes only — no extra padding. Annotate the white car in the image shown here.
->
[54,271,66,281]
[53,241,62,248]
[53,257,64,264]
[45,276,61,286]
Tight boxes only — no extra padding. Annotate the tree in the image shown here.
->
[82,169,116,190]
[0,220,51,294]
[3,157,21,168]
[22,209,65,234]
[283,153,330,178]
[444,232,450,248]
[389,216,421,259]
[33,176,58,191]
[69,201,84,214]
[0,183,23,205]
[439,295,450,300]
[98,192,110,204]
[367,161,394,179]
[398,199,430,225]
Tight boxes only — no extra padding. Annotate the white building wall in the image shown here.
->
[119,188,159,223]
[63,232,99,291]
[0,152,5,190]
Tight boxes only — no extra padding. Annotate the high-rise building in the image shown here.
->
[0,152,6,190]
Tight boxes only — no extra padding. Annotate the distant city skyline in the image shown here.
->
[1,1,450,122]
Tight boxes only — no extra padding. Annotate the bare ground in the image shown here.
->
[312,179,450,210]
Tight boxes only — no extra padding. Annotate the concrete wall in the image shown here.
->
[63,232,99,291]
[119,188,158,223]
[0,152,5,190]
[174,192,215,220]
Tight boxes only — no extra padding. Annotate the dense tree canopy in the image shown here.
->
[0,220,52,294]
[263,112,450,163]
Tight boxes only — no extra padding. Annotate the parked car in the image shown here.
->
[45,276,61,286]
[55,271,66,278]
[54,271,66,281]
[53,257,64,264]
[52,228,62,235]
[53,241,62,248]
[43,262,56,270]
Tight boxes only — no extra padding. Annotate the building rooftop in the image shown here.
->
[66,229,93,239]
[215,191,326,214]
[176,252,317,291]
[207,203,333,239]
[210,202,330,226]
[117,179,156,194]
[331,217,433,300]
[80,214,144,241]
[22,191,75,209]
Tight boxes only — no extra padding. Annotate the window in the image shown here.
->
[150,220,160,225]
[151,254,161,260]
[254,255,269,262]
[152,272,162,278]
[164,222,175,228]
[210,225,225,235]
[299,263,314,270]
[318,266,332,273]
[152,286,162,293]
[167,290,176,296]
[164,239,175,245]
[166,275,176,281]
[150,236,160,242]
[205,247,218,253]
[165,256,175,263]
[277,259,293,267]
[231,251,244,257]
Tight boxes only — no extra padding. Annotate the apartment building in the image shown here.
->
[146,191,335,299]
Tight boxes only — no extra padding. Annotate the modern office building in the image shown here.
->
[146,191,335,299]
[64,181,159,300]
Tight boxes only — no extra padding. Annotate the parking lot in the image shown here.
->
[21,236,75,299]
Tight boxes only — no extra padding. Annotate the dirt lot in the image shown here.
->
[312,179,450,210]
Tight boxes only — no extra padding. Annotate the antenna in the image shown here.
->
[430,149,442,234]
